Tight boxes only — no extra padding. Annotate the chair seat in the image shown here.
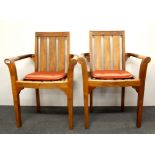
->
[91,70,133,79]
[24,71,66,81]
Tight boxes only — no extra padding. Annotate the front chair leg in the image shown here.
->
[137,87,145,128]
[121,87,125,112]
[67,90,73,129]
[84,93,89,129]
[12,89,22,127]
[35,89,41,112]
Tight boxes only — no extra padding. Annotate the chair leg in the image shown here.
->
[84,93,89,129]
[12,89,21,128]
[35,89,40,112]
[121,87,125,112]
[90,90,93,112]
[67,90,73,129]
[137,87,144,128]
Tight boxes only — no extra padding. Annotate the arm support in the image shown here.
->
[78,52,90,82]
[67,54,78,85]
[125,53,151,81]
[80,52,90,72]
[78,56,89,89]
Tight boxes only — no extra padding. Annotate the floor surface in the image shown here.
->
[0,106,155,134]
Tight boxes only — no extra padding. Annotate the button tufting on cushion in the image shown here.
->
[91,70,133,79]
[24,71,66,81]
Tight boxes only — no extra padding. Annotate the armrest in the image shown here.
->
[4,54,35,82]
[125,52,151,81]
[125,53,150,61]
[69,54,78,66]
[67,54,78,84]
[69,54,77,59]
[4,54,34,64]
[81,52,90,62]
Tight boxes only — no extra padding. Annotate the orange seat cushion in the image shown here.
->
[24,71,66,81]
[91,70,133,79]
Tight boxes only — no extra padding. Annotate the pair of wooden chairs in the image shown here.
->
[5,31,151,129]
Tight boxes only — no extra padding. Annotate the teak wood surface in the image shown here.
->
[5,32,78,129]
[78,31,151,129]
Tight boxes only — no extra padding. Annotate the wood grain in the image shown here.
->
[113,36,120,70]
[49,37,56,71]
[94,36,102,70]
[58,37,65,71]
[89,32,93,71]
[40,37,47,71]
[104,36,111,70]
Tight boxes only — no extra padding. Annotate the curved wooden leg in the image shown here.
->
[137,87,144,128]
[90,90,93,112]
[67,89,73,129]
[84,93,89,129]
[12,89,21,128]
[121,87,125,112]
[35,89,40,112]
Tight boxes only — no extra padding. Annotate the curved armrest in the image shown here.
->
[4,54,34,64]
[69,54,78,66]
[69,53,77,59]
[67,54,78,84]
[4,54,35,81]
[81,52,90,62]
[125,53,151,81]
[125,53,151,61]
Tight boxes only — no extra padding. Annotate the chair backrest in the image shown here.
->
[35,32,70,72]
[89,31,125,71]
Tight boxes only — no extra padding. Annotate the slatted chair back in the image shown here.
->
[35,32,70,72]
[89,31,125,71]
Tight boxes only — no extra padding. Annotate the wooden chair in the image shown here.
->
[5,32,78,129]
[78,31,151,129]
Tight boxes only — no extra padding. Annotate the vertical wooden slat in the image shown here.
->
[58,37,65,71]
[49,37,56,71]
[40,37,47,71]
[89,32,93,71]
[104,36,111,70]
[35,36,39,71]
[46,37,50,71]
[113,36,120,70]
[94,36,102,70]
[66,36,70,72]
[122,32,125,70]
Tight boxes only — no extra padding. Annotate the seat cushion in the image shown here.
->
[91,70,133,79]
[24,71,66,81]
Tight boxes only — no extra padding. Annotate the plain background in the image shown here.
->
[0,0,155,154]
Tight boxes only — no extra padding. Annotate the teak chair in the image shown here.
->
[78,31,151,129]
[5,32,78,129]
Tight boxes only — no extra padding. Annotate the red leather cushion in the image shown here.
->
[91,70,133,79]
[24,71,66,81]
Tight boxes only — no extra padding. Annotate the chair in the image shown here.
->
[78,31,151,128]
[5,32,78,129]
